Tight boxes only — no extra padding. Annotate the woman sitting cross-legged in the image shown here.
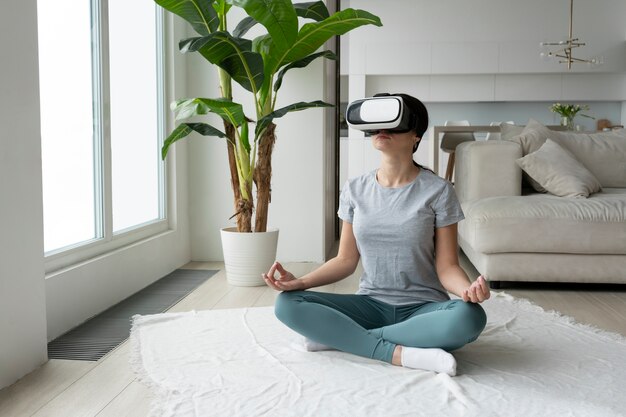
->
[263,93,489,377]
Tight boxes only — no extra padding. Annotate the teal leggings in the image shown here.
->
[274,291,487,363]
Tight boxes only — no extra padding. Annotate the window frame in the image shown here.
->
[43,0,172,274]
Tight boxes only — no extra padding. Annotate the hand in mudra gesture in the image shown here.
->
[263,262,305,292]
[462,275,491,304]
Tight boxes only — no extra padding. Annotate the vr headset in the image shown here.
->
[346,95,416,134]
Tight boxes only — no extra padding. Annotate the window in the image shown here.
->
[38,0,96,252]
[38,0,167,266]
[109,0,163,232]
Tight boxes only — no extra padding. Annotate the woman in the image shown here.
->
[263,93,489,376]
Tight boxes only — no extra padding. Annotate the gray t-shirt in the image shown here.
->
[337,168,465,305]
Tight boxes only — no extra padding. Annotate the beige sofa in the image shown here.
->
[455,120,626,288]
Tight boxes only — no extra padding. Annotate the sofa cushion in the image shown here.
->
[506,119,626,188]
[459,188,626,255]
[500,123,524,141]
[516,139,602,198]
[503,120,561,192]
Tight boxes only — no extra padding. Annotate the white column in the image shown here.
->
[0,0,48,389]
[428,127,440,176]
[347,74,366,180]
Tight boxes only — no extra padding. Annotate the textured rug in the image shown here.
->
[130,292,626,417]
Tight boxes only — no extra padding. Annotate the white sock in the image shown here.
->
[303,337,335,352]
[400,346,457,376]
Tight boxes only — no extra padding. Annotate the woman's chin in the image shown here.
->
[373,137,390,148]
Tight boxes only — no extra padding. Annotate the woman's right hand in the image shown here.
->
[262,261,305,292]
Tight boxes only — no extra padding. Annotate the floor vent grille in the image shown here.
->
[47,269,217,361]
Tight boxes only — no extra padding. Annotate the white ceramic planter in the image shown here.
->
[220,227,279,287]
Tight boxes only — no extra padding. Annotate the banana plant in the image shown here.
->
[156,0,382,232]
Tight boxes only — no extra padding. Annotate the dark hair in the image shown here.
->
[385,93,433,172]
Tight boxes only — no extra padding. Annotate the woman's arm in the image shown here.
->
[435,223,490,303]
[299,221,360,289]
[264,221,360,291]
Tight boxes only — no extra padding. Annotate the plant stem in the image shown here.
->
[254,123,276,233]
[216,5,253,232]
[219,69,232,99]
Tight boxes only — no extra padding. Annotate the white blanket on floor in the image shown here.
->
[130,292,626,417]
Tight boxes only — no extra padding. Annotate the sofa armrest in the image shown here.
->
[455,141,523,204]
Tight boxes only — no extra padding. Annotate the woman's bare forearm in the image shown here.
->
[299,255,359,290]
[439,265,472,298]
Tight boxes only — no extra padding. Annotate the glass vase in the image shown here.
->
[560,116,575,131]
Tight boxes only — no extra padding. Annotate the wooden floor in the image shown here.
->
[1,250,626,417]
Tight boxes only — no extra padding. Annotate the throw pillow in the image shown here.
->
[500,123,524,141]
[506,119,563,192]
[506,119,626,188]
[507,118,557,155]
[551,128,626,188]
[516,139,602,198]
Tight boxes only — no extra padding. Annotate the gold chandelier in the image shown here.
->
[539,0,602,69]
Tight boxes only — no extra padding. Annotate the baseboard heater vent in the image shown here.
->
[47,268,217,361]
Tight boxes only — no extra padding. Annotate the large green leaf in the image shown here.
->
[266,8,381,74]
[294,1,329,21]
[252,34,272,56]
[162,122,226,160]
[240,119,251,153]
[255,100,333,137]
[233,16,257,37]
[252,34,275,108]
[154,0,219,35]
[273,50,336,92]
[226,0,298,53]
[233,2,329,38]
[180,32,264,93]
[212,0,232,18]
[172,97,245,126]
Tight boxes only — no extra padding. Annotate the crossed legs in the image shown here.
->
[274,290,486,374]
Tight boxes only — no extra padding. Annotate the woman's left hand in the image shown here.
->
[462,275,491,304]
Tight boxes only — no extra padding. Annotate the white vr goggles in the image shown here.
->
[346,95,416,134]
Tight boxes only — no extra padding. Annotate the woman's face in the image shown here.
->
[372,130,420,156]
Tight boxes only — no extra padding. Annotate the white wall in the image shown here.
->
[323,2,339,259]
[342,0,626,176]
[0,0,48,389]
[344,0,626,103]
[45,15,192,342]
[361,73,626,103]
[188,5,337,263]
[345,0,626,76]
[186,48,229,262]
